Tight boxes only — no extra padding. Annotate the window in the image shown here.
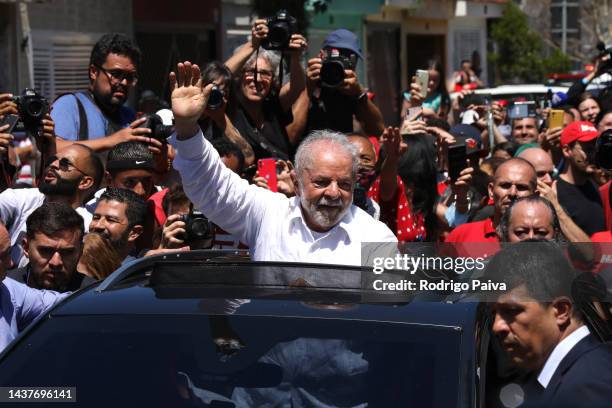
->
[550,0,580,53]
[32,31,99,101]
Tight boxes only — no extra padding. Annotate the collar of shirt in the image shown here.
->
[484,217,497,237]
[537,325,590,388]
[287,198,354,243]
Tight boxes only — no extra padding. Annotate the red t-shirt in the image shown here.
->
[592,231,612,243]
[443,217,500,258]
[148,188,169,227]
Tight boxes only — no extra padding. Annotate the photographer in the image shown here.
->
[0,92,58,187]
[50,33,164,154]
[303,29,384,136]
[567,46,612,106]
[224,14,307,161]
[198,61,255,167]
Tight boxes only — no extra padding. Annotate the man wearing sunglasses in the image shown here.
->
[51,33,163,153]
[0,144,103,268]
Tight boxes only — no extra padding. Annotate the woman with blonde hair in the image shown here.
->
[77,233,122,280]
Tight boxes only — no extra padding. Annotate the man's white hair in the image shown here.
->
[294,130,359,180]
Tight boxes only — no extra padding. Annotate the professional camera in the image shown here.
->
[179,206,214,248]
[595,41,612,74]
[262,9,297,51]
[320,48,355,88]
[11,88,49,131]
[596,129,612,171]
[141,113,174,143]
[207,85,225,110]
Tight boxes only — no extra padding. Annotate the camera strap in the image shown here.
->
[53,92,89,141]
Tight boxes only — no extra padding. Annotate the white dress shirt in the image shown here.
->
[537,325,590,388]
[170,131,397,266]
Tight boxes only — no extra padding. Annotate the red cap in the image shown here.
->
[560,121,599,147]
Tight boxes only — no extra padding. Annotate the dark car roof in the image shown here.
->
[54,250,482,330]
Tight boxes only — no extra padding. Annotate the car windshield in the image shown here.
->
[0,312,462,407]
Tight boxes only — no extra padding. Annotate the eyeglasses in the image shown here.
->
[47,155,91,177]
[96,65,138,85]
[243,68,273,80]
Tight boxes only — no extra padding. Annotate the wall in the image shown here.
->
[28,0,133,35]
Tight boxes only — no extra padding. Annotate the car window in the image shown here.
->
[0,313,463,407]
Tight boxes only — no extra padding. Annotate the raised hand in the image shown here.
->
[380,126,403,162]
[169,61,212,139]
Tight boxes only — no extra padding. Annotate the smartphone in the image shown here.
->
[407,106,423,121]
[460,93,488,109]
[258,158,277,192]
[507,101,536,120]
[549,109,564,129]
[448,144,467,182]
[0,114,19,134]
[415,69,429,99]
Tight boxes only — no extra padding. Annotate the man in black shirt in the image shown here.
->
[304,29,384,136]
[557,121,606,236]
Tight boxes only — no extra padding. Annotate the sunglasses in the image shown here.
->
[47,155,91,177]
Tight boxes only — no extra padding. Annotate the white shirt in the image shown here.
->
[170,131,397,266]
[0,188,92,267]
[537,325,590,388]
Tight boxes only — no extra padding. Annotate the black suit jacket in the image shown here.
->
[535,334,612,408]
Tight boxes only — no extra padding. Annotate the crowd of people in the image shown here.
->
[0,17,611,406]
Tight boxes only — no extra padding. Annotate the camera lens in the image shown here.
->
[207,86,224,110]
[188,218,211,240]
[25,100,45,118]
[320,61,346,88]
[596,130,612,171]
[267,23,290,49]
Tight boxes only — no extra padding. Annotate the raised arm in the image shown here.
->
[225,19,268,75]
[169,62,278,245]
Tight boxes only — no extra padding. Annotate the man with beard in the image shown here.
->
[167,62,396,265]
[8,202,86,292]
[51,33,163,153]
[89,187,147,264]
[0,144,103,267]
[557,121,606,236]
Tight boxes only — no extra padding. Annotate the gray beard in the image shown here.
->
[299,193,350,231]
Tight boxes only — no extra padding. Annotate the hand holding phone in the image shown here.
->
[548,109,564,129]
[447,144,467,183]
[415,70,429,99]
[258,158,278,192]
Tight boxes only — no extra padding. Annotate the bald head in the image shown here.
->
[489,158,537,218]
[518,148,555,186]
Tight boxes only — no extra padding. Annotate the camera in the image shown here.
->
[262,9,297,51]
[179,207,214,248]
[320,48,355,88]
[141,113,174,143]
[596,129,612,171]
[11,88,49,131]
[595,41,612,74]
[207,85,225,110]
